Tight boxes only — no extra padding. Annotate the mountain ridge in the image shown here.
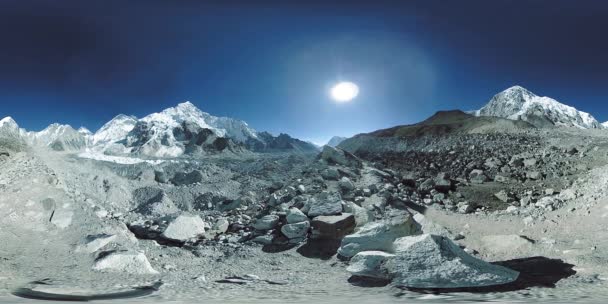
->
[474,85,601,129]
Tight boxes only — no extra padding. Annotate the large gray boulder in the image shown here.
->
[93,251,158,274]
[160,214,206,242]
[310,213,356,240]
[384,234,519,288]
[320,146,360,167]
[307,192,343,217]
[338,211,418,258]
[281,221,310,239]
[346,251,395,279]
[252,215,280,231]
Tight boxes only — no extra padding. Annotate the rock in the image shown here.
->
[434,173,452,193]
[211,217,230,234]
[321,168,340,180]
[50,208,73,229]
[320,146,360,167]
[523,158,537,167]
[252,215,280,231]
[481,235,534,254]
[401,173,417,187]
[170,170,203,186]
[347,251,395,279]
[343,201,373,227]
[506,206,518,213]
[457,201,475,214]
[338,211,418,258]
[93,251,158,274]
[154,170,168,183]
[526,171,542,180]
[218,196,252,212]
[286,208,308,223]
[281,221,310,239]
[494,190,512,203]
[535,197,556,210]
[75,234,117,253]
[161,214,206,242]
[311,213,356,240]
[307,192,343,217]
[136,191,179,216]
[252,235,274,245]
[494,173,511,183]
[338,177,355,192]
[413,213,452,238]
[297,184,306,194]
[559,189,577,201]
[384,234,519,288]
[469,170,488,184]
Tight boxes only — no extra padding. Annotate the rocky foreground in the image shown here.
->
[2,121,608,301]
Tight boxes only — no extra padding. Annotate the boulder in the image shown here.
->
[526,171,542,180]
[170,170,203,186]
[321,168,340,180]
[307,192,343,217]
[217,196,252,212]
[320,145,360,167]
[161,214,206,242]
[384,234,519,288]
[286,208,309,224]
[338,177,355,192]
[75,234,117,253]
[281,221,310,239]
[434,173,452,193]
[311,213,356,240]
[93,251,158,274]
[136,191,179,216]
[338,211,418,258]
[343,201,373,227]
[469,170,488,184]
[252,215,280,231]
[347,251,395,279]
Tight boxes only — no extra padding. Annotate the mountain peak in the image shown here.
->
[0,116,18,128]
[476,86,600,129]
[174,101,199,112]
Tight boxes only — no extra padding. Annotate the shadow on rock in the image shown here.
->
[348,276,391,288]
[12,281,163,301]
[296,239,341,260]
[399,256,576,294]
[262,243,298,253]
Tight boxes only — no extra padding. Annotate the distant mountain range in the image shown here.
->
[0,102,318,157]
[1,85,606,158]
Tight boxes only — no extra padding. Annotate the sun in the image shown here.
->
[330,81,359,102]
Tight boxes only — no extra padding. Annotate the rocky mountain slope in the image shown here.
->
[326,136,347,147]
[338,110,534,155]
[474,86,601,129]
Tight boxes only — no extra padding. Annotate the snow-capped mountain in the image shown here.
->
[88,101,316,157]
[0,117,28,152]
[29,123,88,151]
[2,102,318,157]
[0,117,20,133]
[92,114,137,145]
[326,136,347,147]
[474,86,601,129]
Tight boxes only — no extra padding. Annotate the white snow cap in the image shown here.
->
[0,116,18,128]
[475,85,602,129]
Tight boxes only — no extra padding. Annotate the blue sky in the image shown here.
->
[1,0,608,144]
